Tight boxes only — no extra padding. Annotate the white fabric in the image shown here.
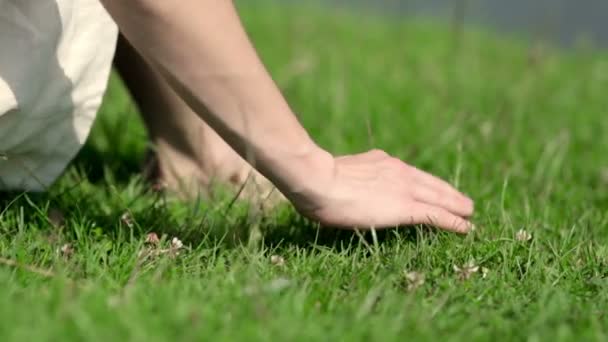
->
[0,0,118,190]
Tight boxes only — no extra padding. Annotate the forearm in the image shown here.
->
[99,0,329,193]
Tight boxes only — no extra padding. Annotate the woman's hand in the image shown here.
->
[286,149,474,233]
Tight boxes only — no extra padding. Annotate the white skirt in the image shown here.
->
[0,0,118,191]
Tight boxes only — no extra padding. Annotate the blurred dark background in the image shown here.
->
[286,0,608,48]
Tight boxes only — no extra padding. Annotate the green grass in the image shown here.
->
[1,2,608,341]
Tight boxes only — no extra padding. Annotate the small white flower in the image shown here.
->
[516,229,532,242]
[270,255,285,266]
[403,271,425,291]
[59,243,74,258]
[171,237,184,250]
[454,260,480,280]
[120,212,134,228]
[481,267,489,279]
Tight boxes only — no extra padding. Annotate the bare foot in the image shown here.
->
[143,130,284,208]
[114,33,284,207]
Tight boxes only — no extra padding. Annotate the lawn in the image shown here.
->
[1,2,608,341]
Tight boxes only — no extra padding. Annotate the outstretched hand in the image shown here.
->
[288,149,474,233]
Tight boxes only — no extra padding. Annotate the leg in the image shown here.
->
[113,33,280,203]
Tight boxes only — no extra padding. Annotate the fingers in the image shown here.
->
[411,203,473,234]
[322,151,475,234]
[407,166,474,217]
[410,185,471,218]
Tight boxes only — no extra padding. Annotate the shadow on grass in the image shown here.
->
[0,187,423,254]
[70,141,145,185]
[259,216,423,252]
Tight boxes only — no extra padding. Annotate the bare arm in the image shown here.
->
[99,0,475,232]
[99,0,326,195]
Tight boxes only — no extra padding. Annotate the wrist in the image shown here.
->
[259,139,334,208]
